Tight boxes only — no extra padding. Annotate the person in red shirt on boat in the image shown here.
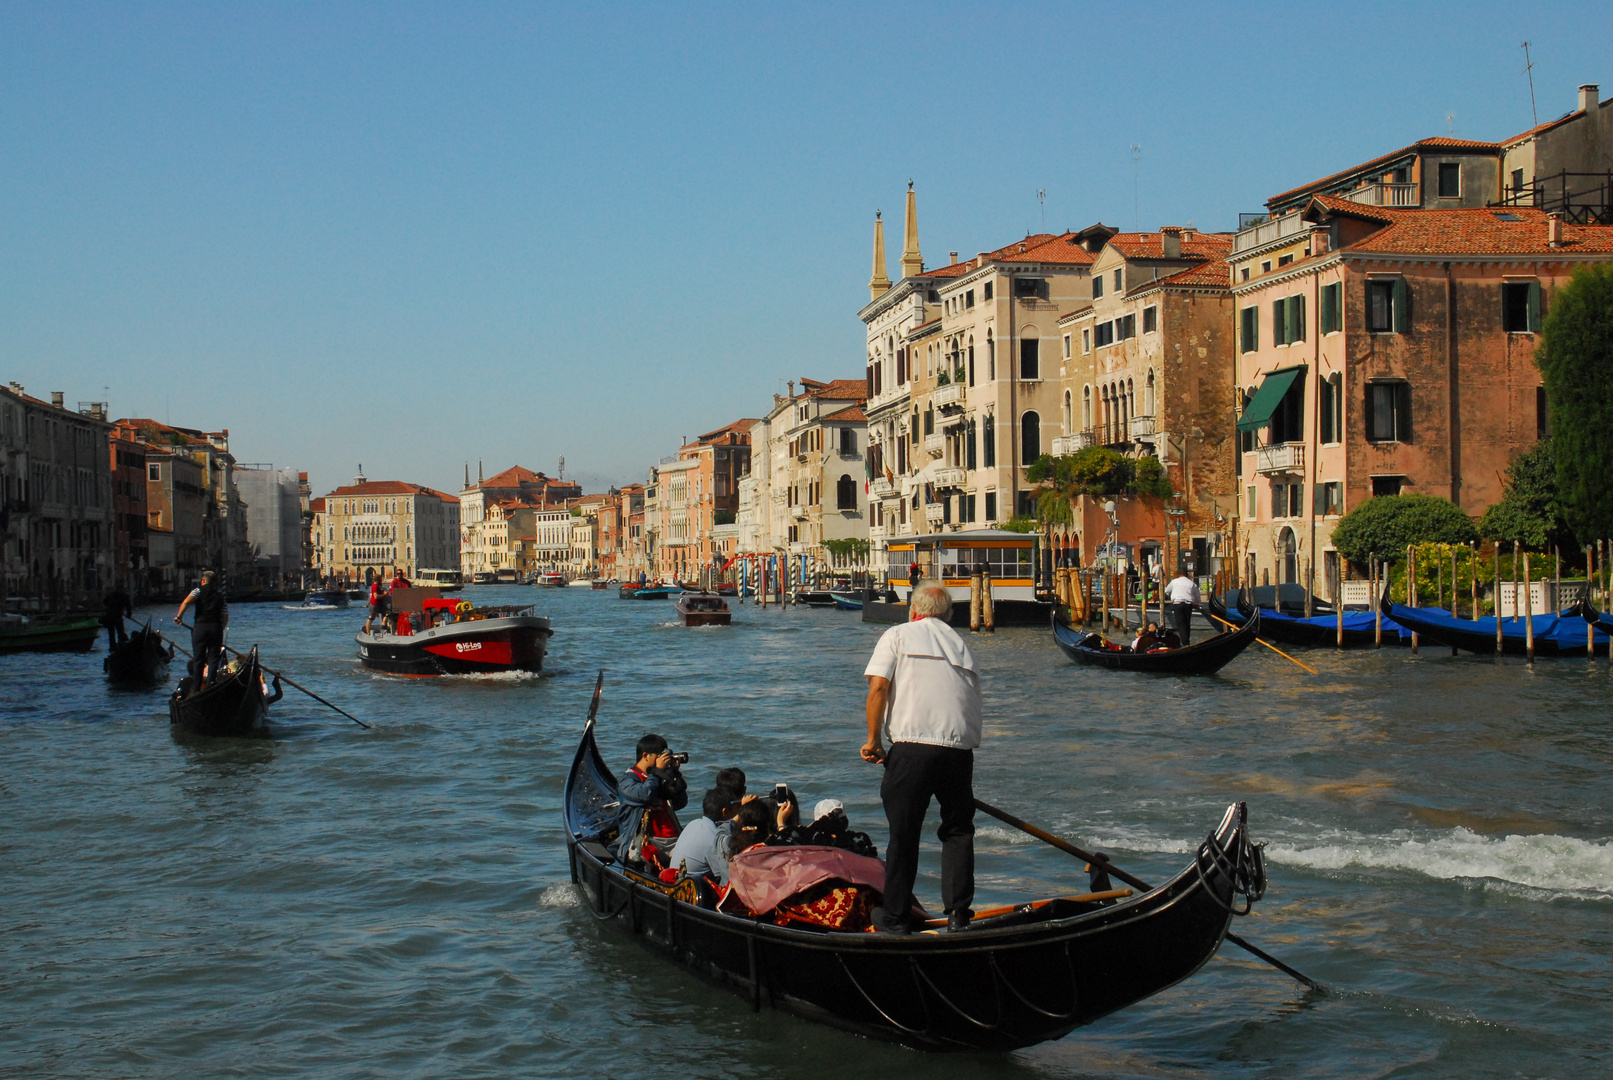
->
[611,733,689,868]
[390,569,411,591]
[363,577,387,635]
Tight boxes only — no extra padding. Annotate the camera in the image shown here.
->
[670,751,690,765]
[773,783,788,802]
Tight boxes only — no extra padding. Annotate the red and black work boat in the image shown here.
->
[356,598,551,676]
[169,646,280,737]
[105,625,174,687]
[674,591,731,626]
[565,678,1268,1052]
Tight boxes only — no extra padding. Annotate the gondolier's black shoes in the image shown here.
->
[869,906,911,935]
[947,909,974,932]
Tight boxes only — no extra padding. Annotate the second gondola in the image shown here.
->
[1051,600,1260,675]
[169,646,281,737]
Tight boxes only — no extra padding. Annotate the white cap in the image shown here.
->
[813,798,844,821]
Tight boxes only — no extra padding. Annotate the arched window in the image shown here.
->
[1277,527,1299,585]
[1021,411,1041,465]
[1062,391,1072,435]
[1127,378,1135,422]
[986,331,995,380]
[967,336,975,386]
[1145,369,1155,415]
[836,474,856,510]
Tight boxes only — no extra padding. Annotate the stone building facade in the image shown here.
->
[312,476,460,584]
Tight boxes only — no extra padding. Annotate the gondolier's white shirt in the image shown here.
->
[1165,576,1201,605]
[864,616,982,749]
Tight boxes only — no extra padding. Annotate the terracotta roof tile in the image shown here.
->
[821,404,866,423]
[1304,193,1398,223]
[323,480,454,499]
[1107,231,1233,261]
[1339,205,1613,256]
[800,378,868,402]
[309,497,326,512]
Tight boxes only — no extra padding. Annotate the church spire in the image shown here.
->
[868,211,891,301]
[900,180,923,278]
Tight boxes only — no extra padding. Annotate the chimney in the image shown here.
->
[1310,224,1331,255]
[355,464,366,485]
[1161,226,1183,259]
[51,391,64,407]
[1548,213,1564,248]
[1579,83,1600,113]
[950,251,959,265]
[788,380,795,398]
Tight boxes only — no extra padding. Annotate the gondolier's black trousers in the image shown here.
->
[1168,602,1193,644]
[880,742,975,922]
[190,622,223,683]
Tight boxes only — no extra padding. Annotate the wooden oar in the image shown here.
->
[1205,610,1318,674]
[177,620,371,729]
[974,797,1323,991]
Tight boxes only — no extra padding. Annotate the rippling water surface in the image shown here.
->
[3,587,1610,1078]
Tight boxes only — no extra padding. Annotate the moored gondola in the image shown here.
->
[1382,599,1610,657]
[105,626,174,687]
[1208,591,1406,648]
[565,695,1267,1052]
[1051,600,1260,675]
[168,646,281,737]
[1576,598,1613,637]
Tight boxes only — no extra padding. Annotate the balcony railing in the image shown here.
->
[1130,414,1156,439]
[1232,210,1309,254]
[934,466,966,490]
[869,524,887,539]
[1051,431,1094,456]
[923,432,944,457]
[1341,181,1419,208]
[870,477,896,498]
[933,383,966,411]
[924,502,946,524]
[1255,443,1304,475]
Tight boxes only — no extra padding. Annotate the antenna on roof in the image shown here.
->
[1446,112,1456,135]
[1130,145,1143,231]
[1038,188,1046,230]
[1522,41,1539,127]
[558,456,565,480]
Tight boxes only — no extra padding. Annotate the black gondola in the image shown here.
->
[168,646,281,737]
[565,706,1267,1052]
[1576,598,1613,636]
[1050,599,1260,675]
[104,626,174,687]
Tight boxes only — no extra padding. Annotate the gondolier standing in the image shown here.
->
[861,579,982,934]
[1165,566,1201,645]
[175,570,228,685]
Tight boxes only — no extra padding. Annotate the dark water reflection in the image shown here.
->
[2,587,1609,1078]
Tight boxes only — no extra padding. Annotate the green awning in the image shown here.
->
[1237,367,1303,433]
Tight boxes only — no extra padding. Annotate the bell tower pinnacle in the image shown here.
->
[868,211,892,301]
[900,180,923,278]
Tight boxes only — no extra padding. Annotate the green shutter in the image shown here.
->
[1293,294,1306,341]
[1272,299,1286,346]
[1363,382,1376,441]
[1326,283,1341,333]
[1392,278,1411,333]
[1397,383,1413,443]
[1527,280,1542,333]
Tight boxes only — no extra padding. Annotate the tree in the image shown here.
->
[1026,447,1133,498]
[1133,455,1175,500]
[1536,263,1613,543]
[1477,439,1570,549]
[1330,494,1479,567]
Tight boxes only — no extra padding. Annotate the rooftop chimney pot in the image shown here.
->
[1548,213,1565,247]
[1579,84,1600,112]
[1160,226,1183,259]
[949,251,958,265]
[51,391,64,407]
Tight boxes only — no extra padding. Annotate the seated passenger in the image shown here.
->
[781,798,880,858]
[1159,626,1183,649]
[716,767,747,800]
[726,797,792,860]
[668,786,739,882]
[1131,622,1159,653]
[611,734,689,867]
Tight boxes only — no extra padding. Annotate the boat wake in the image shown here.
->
[1266,827,1613,900]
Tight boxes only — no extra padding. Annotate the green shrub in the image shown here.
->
[1330,493,1479,566]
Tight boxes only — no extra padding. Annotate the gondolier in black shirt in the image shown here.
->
[862,580,982,934]
[175,570,228,685]
[101,585,132,650]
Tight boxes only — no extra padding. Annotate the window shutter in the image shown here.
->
[1363,383,1376,441]
[1527,280,1542,333]
[1392,278,1411,333]
[1294,294,1306,341]
[1397,383,1413,443]
[1272,299,1285,346]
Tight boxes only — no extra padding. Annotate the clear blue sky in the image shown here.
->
[5,2,1608,498]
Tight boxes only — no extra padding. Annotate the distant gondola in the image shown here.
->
[1051,598,1260,675]
[1577,598,1613,637]
[565,705,1266,1051]
[168,646,281,737]
[105,627,174,687]
[1208,591,1405,648]
[1381,599,1610,658]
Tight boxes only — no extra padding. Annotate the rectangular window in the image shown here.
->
[1094,321,1115,348]
[1437,162,1461,199]
[1093,275,1104,299]
[965,289,974,309]
[1502,280,1541,333]
[1118,313,1136,340]
[984,491,997,521]
[1013,277,1045,299]
[1365,381,1412,443]
[1020,338,1039,379]
[1273,297,1287,346]
[1372,475,1404,497]
[1246,484,1257,519]
[1320,282,1342,333]
[983,281,993,300]
[1315,481,1344,516]
[1319,377,1342,444]
[1063,334,1071,359]
[1510,168,1524,194]
[1143,305,1157,334]
[1366,279,1408,333]
[1278,253,1294,267]
[1081,328,1091,353]
[963,493,976,523]
[982,417,995,467]
[148,463,161,481]
[1289,483,1304,518]
[1240,306,1259,353]
[1113,269,1122,291]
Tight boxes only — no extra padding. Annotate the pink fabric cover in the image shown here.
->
[726,845,890,915]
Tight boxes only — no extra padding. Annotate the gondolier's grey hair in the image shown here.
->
[911,580,953,619]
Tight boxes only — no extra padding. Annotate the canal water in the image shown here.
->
[3,587,1609,1078]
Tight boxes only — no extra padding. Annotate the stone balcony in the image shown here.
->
[924,502,946,524]
[870,476,896,499]
[1256,442,1304,475]
[1050,431,1094,456]
[869,524,888,540]
[1130,414,1156,439]
[933,382,966,412]
[923,432,944,457]
[934,466,967,490]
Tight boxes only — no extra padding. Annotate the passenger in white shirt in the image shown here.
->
[862,580,982,935]
[1164,569,1202,645]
